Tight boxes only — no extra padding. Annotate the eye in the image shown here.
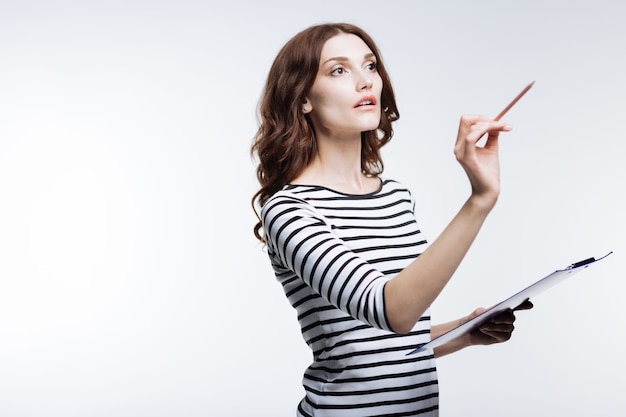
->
[365,61,378,72]
[330,65,347,76]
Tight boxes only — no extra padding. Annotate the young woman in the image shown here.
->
[251,23,531,417]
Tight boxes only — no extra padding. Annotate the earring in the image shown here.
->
[303,104,310,112]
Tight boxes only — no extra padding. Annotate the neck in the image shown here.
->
[293,131,378,194]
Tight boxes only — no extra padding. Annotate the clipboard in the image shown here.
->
[407,252,613,355]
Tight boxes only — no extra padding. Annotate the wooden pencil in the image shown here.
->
[494,81,535,121]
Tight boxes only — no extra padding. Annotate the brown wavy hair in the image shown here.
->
[251,23,400,242]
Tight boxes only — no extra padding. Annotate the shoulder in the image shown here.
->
[379,177,414,197]
[260,187,337,253]
[380,177,408,191]
[260,186,327,228]
[261,186,316,212]
[378,177,418,213]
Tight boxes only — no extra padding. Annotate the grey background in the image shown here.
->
[1,1,624,415]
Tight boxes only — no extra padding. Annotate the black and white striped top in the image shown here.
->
[261,178,439,417]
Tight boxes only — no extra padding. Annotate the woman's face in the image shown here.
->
[305,33,383,138]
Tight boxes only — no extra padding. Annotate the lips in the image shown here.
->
[354,95,377,108]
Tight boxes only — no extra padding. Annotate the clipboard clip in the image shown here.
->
[566,252,613,270]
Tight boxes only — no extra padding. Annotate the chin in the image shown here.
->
[362,120,381,132]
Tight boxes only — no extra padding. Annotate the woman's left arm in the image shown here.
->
[432,300,533,358]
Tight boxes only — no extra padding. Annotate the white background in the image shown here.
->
[1,1,624,416]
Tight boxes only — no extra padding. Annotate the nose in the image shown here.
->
[358,75,373,91]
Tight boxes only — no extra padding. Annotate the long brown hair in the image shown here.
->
[251,23,400,242]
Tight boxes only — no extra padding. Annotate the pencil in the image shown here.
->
[494,81,535,121]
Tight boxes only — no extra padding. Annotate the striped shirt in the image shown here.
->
[261,178,439,417]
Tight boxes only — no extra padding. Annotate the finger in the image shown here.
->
[481,322,515,332]
[455,115,490,146]
[479,323,515,339]
[466,121,511,144]
[471,307,487,318]
[458,114,491,129]
[491,311,516,324]
[478,327,514,343]
[483,130,500,150]
[513,299,534,311]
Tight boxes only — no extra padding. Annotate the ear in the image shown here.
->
[302,99,312,114]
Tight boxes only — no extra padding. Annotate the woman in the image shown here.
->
[251,23,530,416]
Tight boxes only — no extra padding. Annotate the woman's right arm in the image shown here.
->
[384,115,512,333]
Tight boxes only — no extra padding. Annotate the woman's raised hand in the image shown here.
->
[453,115,512,210]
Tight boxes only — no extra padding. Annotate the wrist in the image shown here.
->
[457,316,475,348]
[467,191,498,214]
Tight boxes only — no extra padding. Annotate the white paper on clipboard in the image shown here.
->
[407,252,613,355]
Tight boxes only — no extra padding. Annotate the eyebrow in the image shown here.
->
[322,52,376,66]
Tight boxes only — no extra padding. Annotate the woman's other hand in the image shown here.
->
[467,299,533,346]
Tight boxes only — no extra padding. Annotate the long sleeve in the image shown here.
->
[261,192,393,331]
